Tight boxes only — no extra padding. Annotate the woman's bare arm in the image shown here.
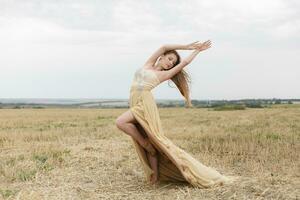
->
[164,41,202,51]
[164,49,201,79]
[143,41,202,67]
[164,44,188,51]
[160,40,212,81]
[144,46,166,67]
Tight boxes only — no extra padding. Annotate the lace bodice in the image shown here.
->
[130,68,160,91]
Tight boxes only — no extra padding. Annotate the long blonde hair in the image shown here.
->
[163,50,193,108]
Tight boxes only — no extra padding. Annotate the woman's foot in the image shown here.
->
[143,138,157,156]
[150,173,158,185]
[146,150,159,185]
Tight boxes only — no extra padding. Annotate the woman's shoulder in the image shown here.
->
[141,64,154,70]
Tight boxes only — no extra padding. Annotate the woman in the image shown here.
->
[116,40,234,187]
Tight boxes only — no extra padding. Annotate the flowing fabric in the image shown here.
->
[129,67,235,188]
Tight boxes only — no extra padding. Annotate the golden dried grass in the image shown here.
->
[0,106,299,199]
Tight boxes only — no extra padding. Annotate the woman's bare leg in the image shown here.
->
[116,110,156,154]
[146,151,159,184]
[116,110,158,183]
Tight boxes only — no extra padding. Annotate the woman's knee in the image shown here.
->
[115,110,136,130]
[115,116,125,130]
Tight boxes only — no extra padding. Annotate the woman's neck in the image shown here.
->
[153,63,164,71]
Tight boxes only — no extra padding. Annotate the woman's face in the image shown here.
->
[160,53,178,70]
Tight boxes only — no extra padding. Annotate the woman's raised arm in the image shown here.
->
[164,41,201,51]
[144,41,203,67]
[144,46,166,67]
[163,40,212,80]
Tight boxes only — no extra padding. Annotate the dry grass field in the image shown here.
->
[0,105,299,199]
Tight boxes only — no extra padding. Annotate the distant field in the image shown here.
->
[0,106,299,199]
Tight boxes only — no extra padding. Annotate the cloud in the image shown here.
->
[166,0,300,39]
[0,0,299,99]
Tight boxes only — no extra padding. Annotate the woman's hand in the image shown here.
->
[185,41,202,50]
[181,40,212,65]
[195,40,212,51]
[186,40,212,51]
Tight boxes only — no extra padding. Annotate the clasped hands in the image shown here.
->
[186,40,212,51]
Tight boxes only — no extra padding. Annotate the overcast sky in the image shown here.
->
[0,0,299,100]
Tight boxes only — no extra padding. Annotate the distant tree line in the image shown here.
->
[158,98,297,109]
[0,98,298,109]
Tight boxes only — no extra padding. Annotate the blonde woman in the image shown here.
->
[116,40,234,187]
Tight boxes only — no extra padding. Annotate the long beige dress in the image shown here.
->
[129,67,234,188]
